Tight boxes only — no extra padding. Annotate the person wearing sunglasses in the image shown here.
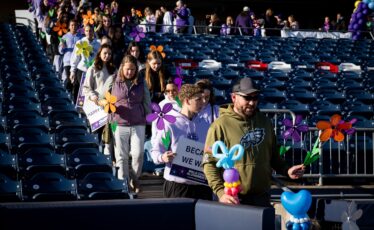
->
[203,77,305,207]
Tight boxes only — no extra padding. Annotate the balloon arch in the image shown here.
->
[349,0,374,40]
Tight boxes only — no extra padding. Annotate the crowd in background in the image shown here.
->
[25,0,373,196]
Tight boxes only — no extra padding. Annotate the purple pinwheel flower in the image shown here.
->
[146,103,176,130]
[343,118,357,135]
[282,115,309,142]
[130,26,145,42]
[100,2,105,11]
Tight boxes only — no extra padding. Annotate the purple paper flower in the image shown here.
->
[174,66,183,90]
[129,26,145,42]
[146,103,176,130]
[282,115,309,142]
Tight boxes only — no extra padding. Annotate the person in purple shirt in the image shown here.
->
[174,0,189,34]
[235,6,252,35]
[110,55,151,193]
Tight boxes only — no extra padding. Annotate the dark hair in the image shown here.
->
[195,78,216,104]
[94,43,116,74]
[144,50,166,92]
[126,41,145,62]
[166,78,176,85]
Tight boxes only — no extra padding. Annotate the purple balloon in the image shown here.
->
[353,23,359,30]
[363,9,368,15]
[362,2,368,9]
[223,168,240,183]
[358,2,363,10]
[358,19,364,26]
[356,12,363,19]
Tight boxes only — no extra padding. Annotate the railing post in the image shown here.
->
[318,130,323,186]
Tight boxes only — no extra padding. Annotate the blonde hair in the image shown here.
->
[178,84,203,103]
[118,55,139,84]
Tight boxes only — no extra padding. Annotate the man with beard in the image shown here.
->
[202,77,305,207]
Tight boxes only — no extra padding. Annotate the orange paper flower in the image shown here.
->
[82,10,95,26]
[53,21,68,37]
[136,10,142,18]
[99,91,117,113]
[150,45,166,58]
[316,114,352,142]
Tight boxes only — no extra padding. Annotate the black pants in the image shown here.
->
[163,180,212,200]
[238,192,271,207]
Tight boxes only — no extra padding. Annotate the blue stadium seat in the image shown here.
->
[317,89,346,104]
[240,68,265,81]
[10,127,53,154]
[280,100,311,117]
[308,114,330,127]
[17,146,65,179]
[37,86,71,102]
[217,68,240,80]
[345,115,374,128]
[41,98,76,116]
[6,111,49,134]
[290,69,314,80]
[261,88,287,104]
[313,79,338,91]
[214,88,230,105]
[77,172,130,200]
[344,101,374,120]
[311,101,341,117]
[211,78,232,90]
[262,78,287,91]
[55,127,99,152]
[21,172,77,201]
[192,69,215,79]
[258,102,278,110]
[266,70,290,81]
[65,148,113,179]
[49,111,87,133]
[0,144,16,180]
[2,97,41,116]
[0,173,21,202]
[289,78,313,91]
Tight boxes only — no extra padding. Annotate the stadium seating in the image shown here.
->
[1,23,373,202]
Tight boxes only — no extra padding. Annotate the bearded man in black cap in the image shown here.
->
[203,77,305,207]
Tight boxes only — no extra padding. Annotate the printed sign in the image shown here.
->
[170,137,208,185]
[76,73,86,108]
[82,99,108,132]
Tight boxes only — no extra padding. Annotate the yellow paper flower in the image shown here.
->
[52,21,67,37]
[98,91,117,113]
[150,45,166,58]
[82,10,95,26]
[76,40,93,58]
